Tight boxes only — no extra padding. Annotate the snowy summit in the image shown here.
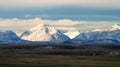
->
[111,24,120,30]
[20,24,70,43]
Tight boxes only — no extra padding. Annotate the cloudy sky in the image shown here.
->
[0,0,120,9]
[0,0,119,21]
[0,18,119,36]
[0,0,120,35]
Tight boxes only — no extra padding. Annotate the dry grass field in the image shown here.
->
[0,44,120,67]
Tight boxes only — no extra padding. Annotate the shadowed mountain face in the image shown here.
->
[0,31,22,43]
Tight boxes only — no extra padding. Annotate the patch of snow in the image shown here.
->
[64,31,80,39]
[111,24,120,30]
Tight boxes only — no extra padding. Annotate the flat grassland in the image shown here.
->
[0,44,120,67]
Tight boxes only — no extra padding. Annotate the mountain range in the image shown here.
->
[0,24,120,44]
[73,24,120,44]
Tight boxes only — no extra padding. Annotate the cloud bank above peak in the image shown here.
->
[0,0,120,9]
[0,18,119,36]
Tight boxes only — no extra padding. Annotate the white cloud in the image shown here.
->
[0,18,119,36]
[24,14,49,18]
[0,0,120,9]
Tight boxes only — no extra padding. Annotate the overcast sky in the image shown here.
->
[0,0,120,9]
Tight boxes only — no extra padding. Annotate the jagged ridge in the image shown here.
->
[73,24,120,44]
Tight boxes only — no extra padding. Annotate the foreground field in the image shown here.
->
[0,49,120,67]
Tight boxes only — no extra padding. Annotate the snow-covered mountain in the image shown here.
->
[20,24,70,43]
[0,31,22,43]
[111,24,120,30]
[73,24,120,44]
[64,31,80,39]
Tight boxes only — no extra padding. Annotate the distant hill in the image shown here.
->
[0,31,23,43]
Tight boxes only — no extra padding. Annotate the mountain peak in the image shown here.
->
[0,31,22,43]
[112,24,120,30]
[21,23,70,42]
[30,24,47,31]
